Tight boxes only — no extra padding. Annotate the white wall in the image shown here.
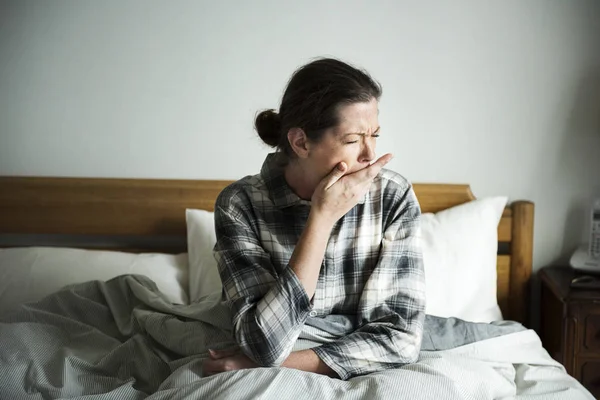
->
[1,0,600,272]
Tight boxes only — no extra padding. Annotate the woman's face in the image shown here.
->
[305,98,380,183]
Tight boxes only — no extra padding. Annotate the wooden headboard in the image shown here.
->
[0,177,534,326]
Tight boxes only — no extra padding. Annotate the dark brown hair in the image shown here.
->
[255,58,382,159]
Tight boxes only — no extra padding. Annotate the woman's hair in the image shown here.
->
[255,58,382,159]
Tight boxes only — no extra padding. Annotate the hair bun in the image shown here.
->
[255,109,281,147]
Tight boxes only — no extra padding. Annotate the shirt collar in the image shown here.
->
[260,153,367,209]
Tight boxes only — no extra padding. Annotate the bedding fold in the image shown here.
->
[0,274,592,400]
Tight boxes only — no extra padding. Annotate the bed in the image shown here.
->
[0,176,594,399]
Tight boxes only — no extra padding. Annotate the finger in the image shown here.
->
[360,153,393,180]
[371,153,393,168]
[209,348,238,360]
[208,349,219,359]
[324,162,347,190]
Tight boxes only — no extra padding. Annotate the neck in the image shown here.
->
[284,161,315,201]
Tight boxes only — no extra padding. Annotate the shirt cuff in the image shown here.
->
[311,344,351,380]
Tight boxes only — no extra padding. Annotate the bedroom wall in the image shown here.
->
[1,1,600,275]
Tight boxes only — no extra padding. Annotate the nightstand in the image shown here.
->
[539,266,600,398]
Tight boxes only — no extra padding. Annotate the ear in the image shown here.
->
[287,128,310,159]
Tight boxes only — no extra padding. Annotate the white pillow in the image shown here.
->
[0,247,189,315]
[421,196,508,323]
[186,209,221,302]
[186,197,508,322]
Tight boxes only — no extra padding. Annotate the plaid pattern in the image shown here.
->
[214,153,426,379]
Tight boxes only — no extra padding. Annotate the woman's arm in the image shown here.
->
[310,185,426,380]
[286,211,335,299]
[282,349,338,377]
[203,347,338,378]
[214,203,316,367]
[215,157,393,368]
[296,155,393,298]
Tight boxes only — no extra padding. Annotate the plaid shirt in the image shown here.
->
[214,153,426,379]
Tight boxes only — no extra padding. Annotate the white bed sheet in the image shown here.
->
[151,329,593,399]
[0,273,592,400]
[416,329,593,399]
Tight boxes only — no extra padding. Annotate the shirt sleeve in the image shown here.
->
[213,191,313,367]
[312,184,426,380]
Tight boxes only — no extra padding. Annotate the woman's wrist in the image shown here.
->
[307,209,337,232]
[287,209,335,298]
[282,349,338,378]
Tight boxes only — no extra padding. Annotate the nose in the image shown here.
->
[359,138,376,164]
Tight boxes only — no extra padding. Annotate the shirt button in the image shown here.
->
[309,310,317,317]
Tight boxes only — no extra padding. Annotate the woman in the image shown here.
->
[203,58,425,380]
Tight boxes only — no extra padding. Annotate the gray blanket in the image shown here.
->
[0,274,524,399]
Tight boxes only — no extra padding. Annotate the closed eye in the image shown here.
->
[345,134,379,144]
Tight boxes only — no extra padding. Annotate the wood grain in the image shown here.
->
[412,183,475,213]
[539,266,600,397]
[496,255,511,317]
[509,200,535,325]
[0,177,231,236]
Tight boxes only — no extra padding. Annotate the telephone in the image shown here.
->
[570,198,600,273]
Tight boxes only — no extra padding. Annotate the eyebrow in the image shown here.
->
[342,126,381,136]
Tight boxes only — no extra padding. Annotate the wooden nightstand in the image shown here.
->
[539,266,600,398]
